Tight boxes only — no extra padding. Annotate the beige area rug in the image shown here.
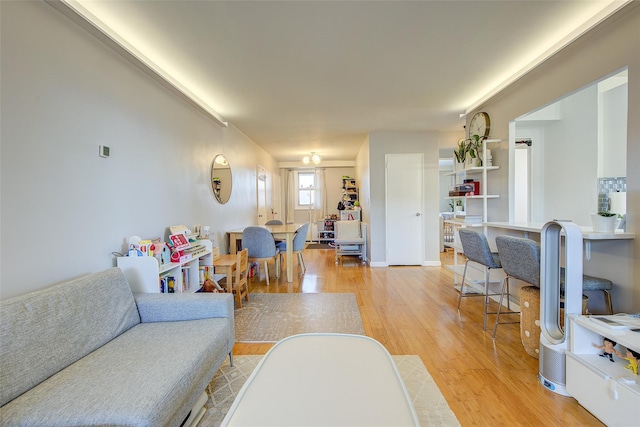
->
[200,355,461,427]
[234,293,365,342]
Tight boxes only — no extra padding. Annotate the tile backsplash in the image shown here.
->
[597,177,626,212]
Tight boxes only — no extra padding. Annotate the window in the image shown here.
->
[296,171,316,210]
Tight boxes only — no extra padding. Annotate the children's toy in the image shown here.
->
[593,337,618,362]
[621,349,639,375]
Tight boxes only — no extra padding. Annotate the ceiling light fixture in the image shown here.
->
[302,152,321,165]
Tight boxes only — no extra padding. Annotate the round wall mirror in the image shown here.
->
[211,154,232,204]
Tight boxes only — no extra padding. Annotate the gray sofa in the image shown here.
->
[0,267,234,427]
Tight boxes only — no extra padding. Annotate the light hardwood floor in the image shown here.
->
[233,248,603,426]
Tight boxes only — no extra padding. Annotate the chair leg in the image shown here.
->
[263,261,270,286]
[298,252,306,273]
[236,288,242,308]
[492,277,509,338]
[603,290,613,315]
[483,266,490,331]
[457,260,470,310]
[492,276,521,339]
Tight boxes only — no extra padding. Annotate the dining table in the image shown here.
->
[227,223,303,283]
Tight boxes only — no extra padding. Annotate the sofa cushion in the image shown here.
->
[0,318,231,427]
[0,268,140,407]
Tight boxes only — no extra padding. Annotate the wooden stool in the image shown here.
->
[519,286,541,359]
[519,286,588,359]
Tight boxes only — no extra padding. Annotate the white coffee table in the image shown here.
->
[221,333,420,426]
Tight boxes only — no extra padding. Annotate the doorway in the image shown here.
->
[257,166,267,225]
[385,153,424,265]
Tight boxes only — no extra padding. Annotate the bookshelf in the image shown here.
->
[444,140,501,290]
[117,239,215,293]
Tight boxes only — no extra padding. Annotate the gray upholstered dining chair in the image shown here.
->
[493,235,540,339]
[276,222,310,274]
[242,226,280,286]
[265,219,285,243]
[457,228,502,331]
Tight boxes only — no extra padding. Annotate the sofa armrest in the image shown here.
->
[134,292,234,323]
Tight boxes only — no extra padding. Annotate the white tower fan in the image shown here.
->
[539,220,583,396]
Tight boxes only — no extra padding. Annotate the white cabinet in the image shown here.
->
[567,315,640,426]
[117,239,214,293]
[317,219,335,243]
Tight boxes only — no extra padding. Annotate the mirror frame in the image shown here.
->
[211,154,232,204]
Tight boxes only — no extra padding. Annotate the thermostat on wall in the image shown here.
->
[99,145,110,158]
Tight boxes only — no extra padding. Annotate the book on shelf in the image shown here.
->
[166,276,176,293]
[182,267,189,292]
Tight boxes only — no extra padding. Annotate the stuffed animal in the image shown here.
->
[202,279,220,293]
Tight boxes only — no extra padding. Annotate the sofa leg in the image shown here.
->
[181,391,208,427]
[229,351,234,367]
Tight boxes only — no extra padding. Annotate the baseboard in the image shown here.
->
[370,261,441,267]
[422,261,441,266]
[369,261,388,267]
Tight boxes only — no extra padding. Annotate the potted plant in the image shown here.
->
[466,134,487,166]
[453,140,467,170]
[453,134,488,169]
[590,211,619,232]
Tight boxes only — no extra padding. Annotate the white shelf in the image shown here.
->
[566,314,640,426]
[444,165,499,176]
[117,239,213,293]
[446,194,500,200]
[443,140,501,288]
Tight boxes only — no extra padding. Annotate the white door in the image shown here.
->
[271,172,281,222]
[257,166,267,225]
[386,153,424,265]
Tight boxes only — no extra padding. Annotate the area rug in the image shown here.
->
[234,293,365,342]
[201,355,461,427]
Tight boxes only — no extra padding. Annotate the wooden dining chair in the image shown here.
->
[233,248,249,308]
[242,226,280,285]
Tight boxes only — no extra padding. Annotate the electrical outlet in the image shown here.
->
[99,145,110,158]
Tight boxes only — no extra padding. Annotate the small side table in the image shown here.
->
[214,254,237,294]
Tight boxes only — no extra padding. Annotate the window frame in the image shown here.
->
[295,170,316,210]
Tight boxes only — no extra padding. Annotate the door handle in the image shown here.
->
[416,213,421,216]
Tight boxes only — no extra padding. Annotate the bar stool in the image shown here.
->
[493,235,540,339]
[560,268,614,314]
[457,228,502,331]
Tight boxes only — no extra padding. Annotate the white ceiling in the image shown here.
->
[69,0,628,162]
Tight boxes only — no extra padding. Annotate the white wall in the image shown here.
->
[0,1,278,299]
[600,82,628,178]
[471,4,640,313]
[368,131,440,266]
[538,85,598,225]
